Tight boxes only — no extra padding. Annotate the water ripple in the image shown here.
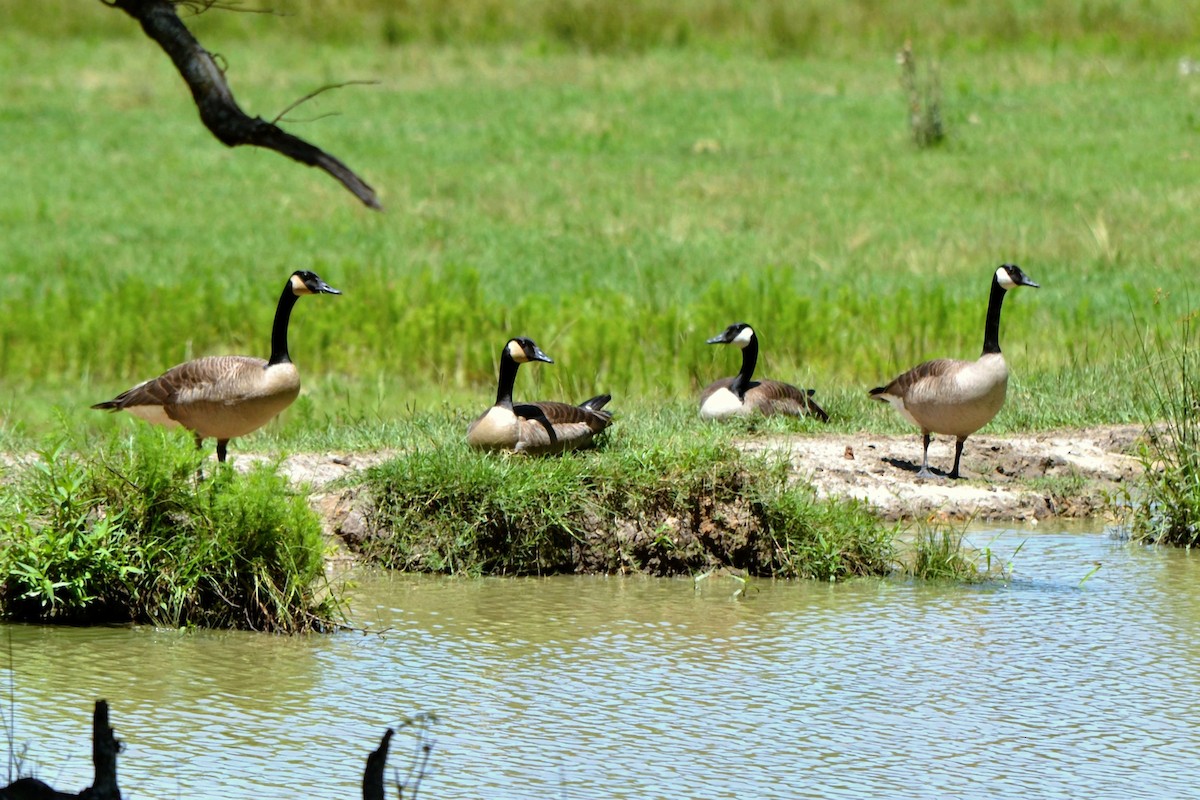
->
[4,524,1199,799]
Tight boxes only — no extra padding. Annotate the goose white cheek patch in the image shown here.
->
[732,326,755,347]
[290,274,311,294]
[996,267,1017,289]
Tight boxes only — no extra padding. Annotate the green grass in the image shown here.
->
[0,20,1190,450]
[899,518,1019,582]
[356,407,894,579]
[0,4,1193,567]
[1122,314,1200,547]
[0,3,1184,620]
[6,1,1198,57]
[0,428,341,632]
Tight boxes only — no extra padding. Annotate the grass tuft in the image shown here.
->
[900,517,1016,582]
[355,408,894,580]
[0,428,341,632]
[1123,313,1200,546]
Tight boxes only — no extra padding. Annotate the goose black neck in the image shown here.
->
[495,350,519,408]
[268,284,300,366]
[730,335,759,397]
[981,275,1008,356]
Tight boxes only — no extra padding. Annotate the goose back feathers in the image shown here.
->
[102,356,302,440]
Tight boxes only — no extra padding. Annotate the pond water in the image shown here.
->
[3,522,1199,799]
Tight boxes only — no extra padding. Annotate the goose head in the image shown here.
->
[505,337,554,365]
[288,270,342,296]
[706,322,756,349]
[996,264,1039,291]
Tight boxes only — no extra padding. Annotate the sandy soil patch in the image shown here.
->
[740,424,1145,522]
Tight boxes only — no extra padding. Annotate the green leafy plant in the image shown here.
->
[0,429,341,632]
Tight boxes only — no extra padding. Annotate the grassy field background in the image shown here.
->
[1,1,1198,452]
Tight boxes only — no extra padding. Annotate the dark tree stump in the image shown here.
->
[362,728,394,800]
[0,701,120,800]
[84,700,121,800]
[1,701,405,799]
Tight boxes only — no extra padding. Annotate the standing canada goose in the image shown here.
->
[869,263,1039,479]
[467,337,614,455]
[699,323,829,422]
[92,270,341,462]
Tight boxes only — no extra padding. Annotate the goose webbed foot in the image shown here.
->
[914,432,940,480]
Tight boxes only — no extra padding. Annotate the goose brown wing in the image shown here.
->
[94,356,269,411]
[747,380,830,422]
[513,400,613,453]
[514,401,613,432]
[872,358,963,400]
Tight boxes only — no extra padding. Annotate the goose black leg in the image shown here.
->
[948,438,966,480]
[191,432,208,479]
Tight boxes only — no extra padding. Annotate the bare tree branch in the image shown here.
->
[104,0,382,210]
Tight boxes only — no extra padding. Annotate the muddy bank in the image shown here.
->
[741,424,1145,522]
[269,425,1146,573]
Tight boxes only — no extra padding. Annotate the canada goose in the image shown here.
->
[467,337,613,454]
[92,270,341,462]
[699,323,829,422]
[869,263,1039,479]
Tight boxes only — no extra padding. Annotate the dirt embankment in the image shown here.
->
[267,426,1145,543]
[741,424,1145,522]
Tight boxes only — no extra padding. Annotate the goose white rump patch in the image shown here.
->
[875,391,921,429]
[125,404,181,429]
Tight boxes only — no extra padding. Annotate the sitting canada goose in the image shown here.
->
[467,337,614,455]
[699,323,829,422]
[869,263,1039,479]
[92,270,341,462]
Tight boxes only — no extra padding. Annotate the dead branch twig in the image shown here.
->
[102,0,381,209]
[271,80,381,126]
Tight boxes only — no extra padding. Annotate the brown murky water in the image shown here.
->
[4,522,1198,799]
